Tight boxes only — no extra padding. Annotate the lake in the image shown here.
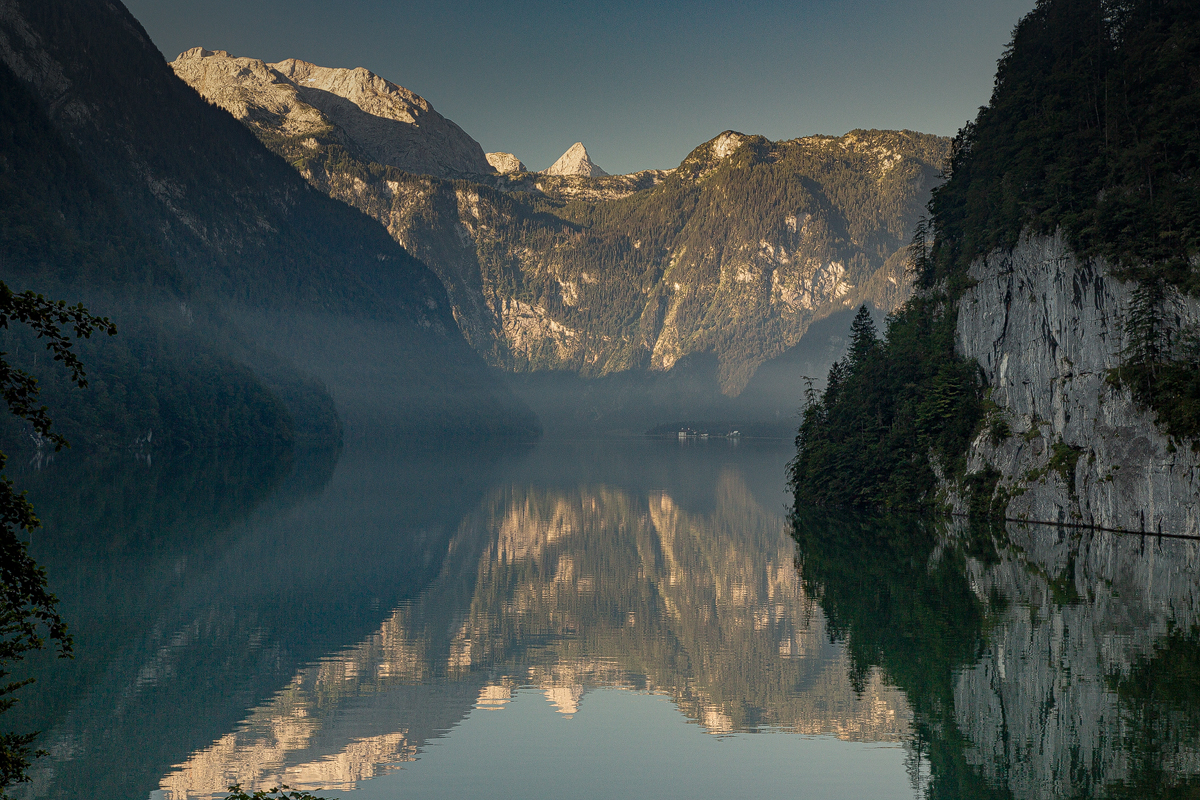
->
[7,437,1200,799]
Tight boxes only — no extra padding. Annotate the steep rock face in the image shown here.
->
[542,141,608,177]
[954,232,1200,534]
[485,152,524,174]
[171,47,494,179]
[953,522,1200,797]
[168,48,327,135]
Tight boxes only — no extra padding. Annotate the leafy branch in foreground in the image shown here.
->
[0,284,117,450]
[0,282,115,796]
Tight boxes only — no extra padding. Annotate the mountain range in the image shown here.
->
[170,47,950,429]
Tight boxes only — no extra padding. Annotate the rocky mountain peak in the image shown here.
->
[711,131,747,160]
[171,48,494,178]
[486,152,525,174]
[177,47,229,60]
[270,58,432,124]
[542,142,608,177]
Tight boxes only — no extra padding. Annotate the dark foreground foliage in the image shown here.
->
[0,287,113,795]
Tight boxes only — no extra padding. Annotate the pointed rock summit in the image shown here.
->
[542,142,608,177]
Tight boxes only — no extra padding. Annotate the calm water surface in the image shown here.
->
[8,437,1200,799]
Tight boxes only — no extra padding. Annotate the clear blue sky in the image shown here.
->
[124,0,1037,175]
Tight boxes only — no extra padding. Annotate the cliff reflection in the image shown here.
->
[793,512,1200,799]
[159,458,912,798]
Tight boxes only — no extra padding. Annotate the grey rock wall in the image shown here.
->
[954,231,1200,534]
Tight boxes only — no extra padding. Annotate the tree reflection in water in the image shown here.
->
[792,511,1200,799]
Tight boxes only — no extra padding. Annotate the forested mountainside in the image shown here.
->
[171,48,949,396]
[792,0,1200,532]
[0,0,537,445]
[0,57,308,451]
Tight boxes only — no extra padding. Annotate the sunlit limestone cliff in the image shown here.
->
[171,53,949,396]
[171,47,494,179]
[485,151,525,174]
[950,232,1200,534]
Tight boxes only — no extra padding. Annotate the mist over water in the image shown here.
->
[8,436,1200,799]
[502,307,866,438]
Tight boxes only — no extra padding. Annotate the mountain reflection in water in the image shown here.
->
[156,440,910,798]
[10,438,1200,800]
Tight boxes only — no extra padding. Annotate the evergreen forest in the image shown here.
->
[792,0,1200,515]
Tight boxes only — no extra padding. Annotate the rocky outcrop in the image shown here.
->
[542,141,608,176]
[171,47,494,178]
[524,167,672,202]
[485,151,524,174]
[954,231,1200,534]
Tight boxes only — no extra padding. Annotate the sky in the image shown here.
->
[123,0,1038,175]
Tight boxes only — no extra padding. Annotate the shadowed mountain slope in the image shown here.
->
[0,0,537,443]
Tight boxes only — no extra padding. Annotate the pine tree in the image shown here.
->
[848,305,878,371]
